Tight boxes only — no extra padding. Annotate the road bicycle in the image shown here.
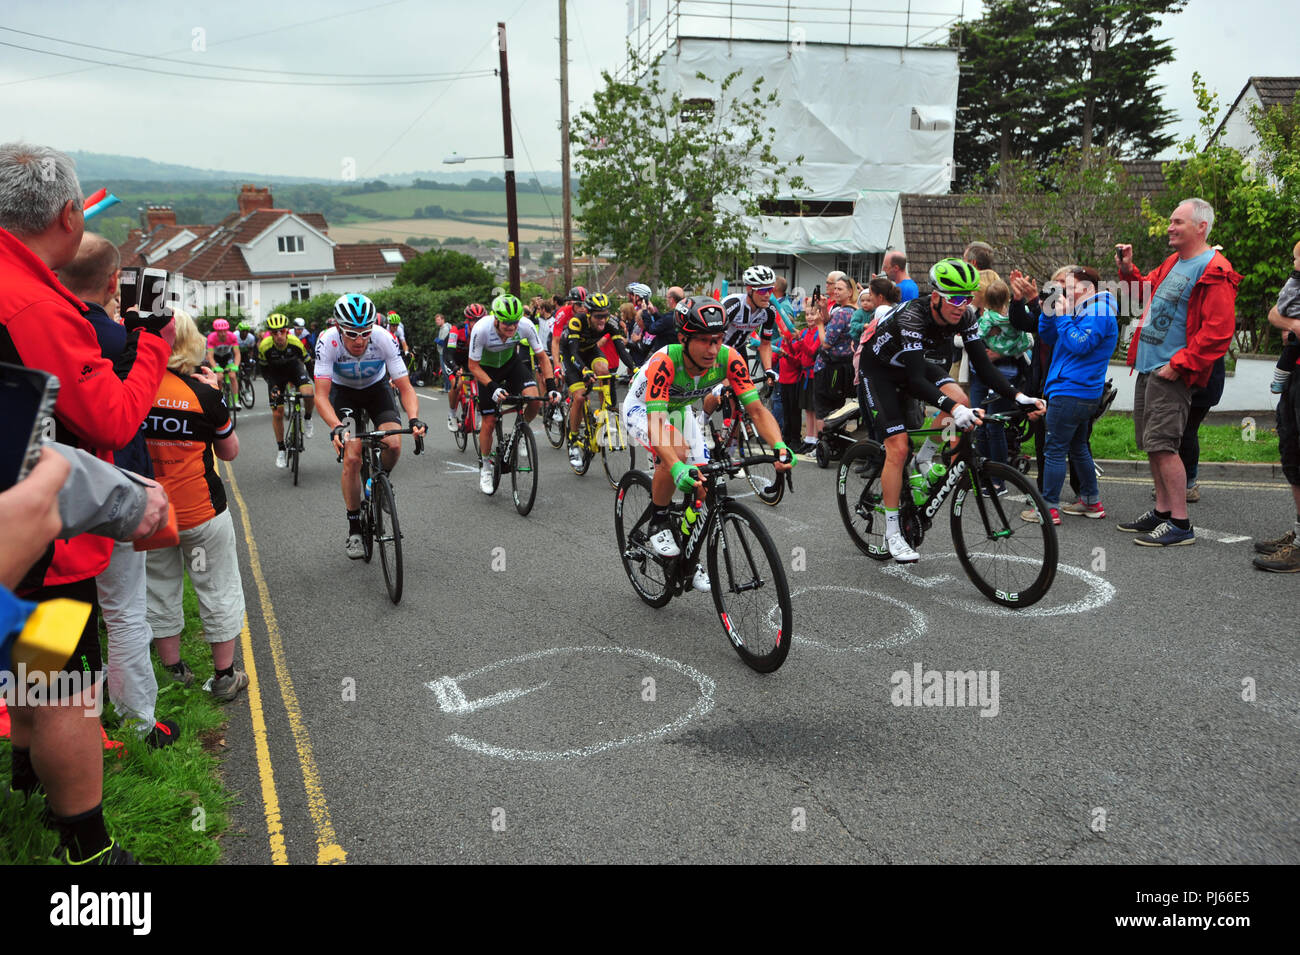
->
[480,394,541,516]
[705,387,784,506]
[569,373,637,489]
[218,366,239,427]
[543,392,568,449]
[337,422,424,604]
[283,384,305,486]
[450,372,479,453]
[835,407,1058,608]
[237,361,256,410]
[615,447,795,673]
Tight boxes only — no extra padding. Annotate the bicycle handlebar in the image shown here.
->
[334,426,424,461]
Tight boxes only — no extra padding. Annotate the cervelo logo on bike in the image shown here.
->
[924,460,967,520]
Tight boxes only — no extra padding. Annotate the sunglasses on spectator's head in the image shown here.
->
[342,328,372,340]
[940,294,973,307]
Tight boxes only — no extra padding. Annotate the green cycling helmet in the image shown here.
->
[491,293,524,324]
[929,257,980,296]
[237,321,251,332]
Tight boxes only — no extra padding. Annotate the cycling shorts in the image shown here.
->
[476,357,537,417]
[623,396,706,465]
[858,353,953,438]
[330,380,400,432]
[264,362,311,407]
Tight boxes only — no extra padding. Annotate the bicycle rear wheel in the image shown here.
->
[737,420,782,505]
[707,500,792,673]
[543,398,566,449]
[615,470,672,607]
[454,406,469,451]
[951,460,1057,608]
[289,410,300,486]
[239,375,255,409]
[600,411,635,490]
[511,423,538,516]
[836,440,891,560]
[371,473,403,603]
[223,379,238,427]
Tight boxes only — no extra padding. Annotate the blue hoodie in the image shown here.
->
[1038,290,1118,401]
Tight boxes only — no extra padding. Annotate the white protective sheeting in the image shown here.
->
[750,189,898,253]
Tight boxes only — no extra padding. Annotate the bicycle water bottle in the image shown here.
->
[364,477,372,500]
[680,502,701,538]
[908,467,929,506]
[924,460,947,488]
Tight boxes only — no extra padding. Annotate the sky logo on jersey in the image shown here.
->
[337,359,386,381]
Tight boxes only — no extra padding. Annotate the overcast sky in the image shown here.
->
[0,0,1292,180]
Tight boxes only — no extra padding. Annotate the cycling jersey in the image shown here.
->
[257,333,309,367]
[468,315,545,368]
[238,331,257,353]
[561,313,634,380]
[445,321,474,370]
[141,370,233,530]
[863,297,980,369]
[314,326,406,389]
[721,292,776,349]
[630,343,758,415]
[206,330,238,363]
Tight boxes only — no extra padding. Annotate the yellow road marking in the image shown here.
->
[235,616,288,864]
[1099,475,1288,490]
[223,461,347,865]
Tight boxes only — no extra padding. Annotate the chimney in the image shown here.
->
[237,184,274,215]
[142,205,176,230]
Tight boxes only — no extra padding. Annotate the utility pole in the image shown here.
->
[559,0,573,293]
[498,21,521,296]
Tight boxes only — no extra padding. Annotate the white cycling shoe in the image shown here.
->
[479,463,495,495]
[647,526,680,558]
[885,531,919,564]
[304,419,314,438]
[447,414,457,433]
[568,445,584,467]
[345,534,365,559]
[691,566,711,592]
[275,450,287,468]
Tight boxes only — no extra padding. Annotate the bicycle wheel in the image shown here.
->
[836,440,891,560]
[600,409,635,490]
[737,420,782,506]
[569,415,592,476]
[372,473,403,604]
[490,420,504,494]
[239,371,255,409]
[510,423,539,516]
[454,404,469,451]
[614,470,673,608]
[543,398,566,449]
[707,499,792,673]
[289,412,300,486]
[223,379,238,427]
[951,460,1058,609]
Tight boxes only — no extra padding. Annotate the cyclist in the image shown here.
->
[237,321,258,377]
[623,297,793,591]
[858,257,1044,563]
[626,282,657,365]
[561,291,636,468]
[314,294,427,558]
[445,302,485,432]
[206,318,241,405]
[467,293,560,494]
[722,265,780,388]
[385,311,410,358]
[258,313,317,467]
[552,286,588,376]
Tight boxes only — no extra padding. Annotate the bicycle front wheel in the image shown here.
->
[372,474,403,604]
[951,460,1058,608]
[289,413,300,486]
[707,500,792,673]
[511,424,538,516]
[615,470,672,608]
[600,411,634,490]
[737,421,782,506]
[836,440,891,560]
[543,399,566,449]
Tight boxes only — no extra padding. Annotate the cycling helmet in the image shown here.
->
[626,282,651,300]
[212,318,230,332]
[387,311,401,326]
[491,293,525,323]
[237,321,251,332]
[333,293,377,331]
[376,312,389,327]
[929,257,980,296]
[266,313,289,330]
[293,317,306,327]
[464,303,487,320]
[587,292,611,312]
[568,286,588,305]
[676,297,728,337]
[742,265,776,288]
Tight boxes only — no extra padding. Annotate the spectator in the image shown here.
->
[141,309,249,702]
[1024,266,1118,524]
[1116,198,1240,546]
[1159,355,1224,504]
[56,233,177,748]
[852,279,901,437]
[1270,240,1300,394]
[883,252,919,302]
[812,278,860,434]
[434,313,451,390]
[971,275,1033,494]
[964,241,995,271]
[1253,264,1300,572]
[768,276,799,428]
[0,141,171,865]
[620,301,646,364]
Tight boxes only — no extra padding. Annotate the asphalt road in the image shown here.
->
[214,387,1299,864]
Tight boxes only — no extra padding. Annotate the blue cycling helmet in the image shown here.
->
[333,293,376,331]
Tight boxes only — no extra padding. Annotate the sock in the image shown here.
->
[1273,368,1290,384]
[347,509,362,535]
[304,411,312,420]
[9,747,38,797]
[651,503,670,523]
[1155,509,1170,520]
[277,441,285,450]
[215,666,234,680]
[884,508,900,536]
[54,803,110,863]
[1171,516,1190,530]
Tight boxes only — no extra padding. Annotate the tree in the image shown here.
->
[539,250,556,268]
[573,46,804,287]
[394,247,493,290]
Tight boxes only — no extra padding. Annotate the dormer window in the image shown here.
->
[278,235,305,253]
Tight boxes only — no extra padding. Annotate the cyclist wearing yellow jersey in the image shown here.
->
[561,291,635,468]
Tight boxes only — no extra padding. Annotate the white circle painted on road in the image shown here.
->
[770,585,928,653]
[879,553,1116,617]
[427,645,716,762]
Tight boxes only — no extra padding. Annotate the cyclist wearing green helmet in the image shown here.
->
[385,311,408,357]
[857,256,1045,563]
[466,293,560,494]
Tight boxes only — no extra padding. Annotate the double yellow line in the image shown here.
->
[222,462,346,865]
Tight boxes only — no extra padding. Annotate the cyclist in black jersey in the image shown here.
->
[859,257,1044,563]
[561,292,636,467]
[721,264,780,386]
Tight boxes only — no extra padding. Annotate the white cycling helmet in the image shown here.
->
[626,282,652,301]
[743,265,776,288]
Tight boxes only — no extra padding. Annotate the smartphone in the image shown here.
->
[813,284,822,302]
[139,268,169,315]
[118,267,141,313]
[0,362,59,491]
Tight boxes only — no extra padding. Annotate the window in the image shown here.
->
[910,106,953,132]
[289,282,312,302]
[380,248,405,265]
[278,235,305,254]
[833,254,876,287]
[223,282,246,309]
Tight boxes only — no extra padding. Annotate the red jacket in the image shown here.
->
[1122,249,1240,389]
[0,227,170,589]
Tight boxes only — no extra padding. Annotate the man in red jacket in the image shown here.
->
[1115,198,1240,547]
[0,142,172,864]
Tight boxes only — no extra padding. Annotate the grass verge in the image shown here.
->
[1,576,233,864]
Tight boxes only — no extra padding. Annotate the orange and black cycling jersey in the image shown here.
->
[142,370,232,530]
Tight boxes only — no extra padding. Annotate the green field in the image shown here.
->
[342,186,563,220]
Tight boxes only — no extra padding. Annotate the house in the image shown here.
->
[118,185,418,324]
[1208,76,1300,159]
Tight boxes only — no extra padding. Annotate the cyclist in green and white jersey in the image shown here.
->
[469,294,560,493]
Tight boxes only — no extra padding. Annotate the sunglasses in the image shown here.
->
[342,329,372,340]
[940,294,973,307]
[752,286,774,294]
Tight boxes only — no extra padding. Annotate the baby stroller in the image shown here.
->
[813,399,865,468]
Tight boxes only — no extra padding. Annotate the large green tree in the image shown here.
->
[394,247,493,290]
[573,48,803,287]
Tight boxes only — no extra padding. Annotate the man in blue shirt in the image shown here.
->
[884,252,919,302]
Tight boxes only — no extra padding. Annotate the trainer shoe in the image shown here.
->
[345,533,365,559]
[1253,542,1300,573]
[885,531,919,563]
[211,669,249,703]
[1060,500,1106,519]
[65,839,137,866]
[1117,509,1162,533]
[165,659,194,687]
[276,449,287,468]
[691,566,711,592]
[1134,522,1195,547]
[479,462,495,495]
[304,419,314,439]
[1021,506,1061,525]
[1254,530,1296,555]
[145,719,181,749]
[646,516,681,558]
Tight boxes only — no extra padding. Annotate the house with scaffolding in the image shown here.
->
[625,0,964,295]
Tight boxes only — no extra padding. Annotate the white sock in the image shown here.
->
[884,508,900,536]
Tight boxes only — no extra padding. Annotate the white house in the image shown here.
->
[1208,77,1300,161]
